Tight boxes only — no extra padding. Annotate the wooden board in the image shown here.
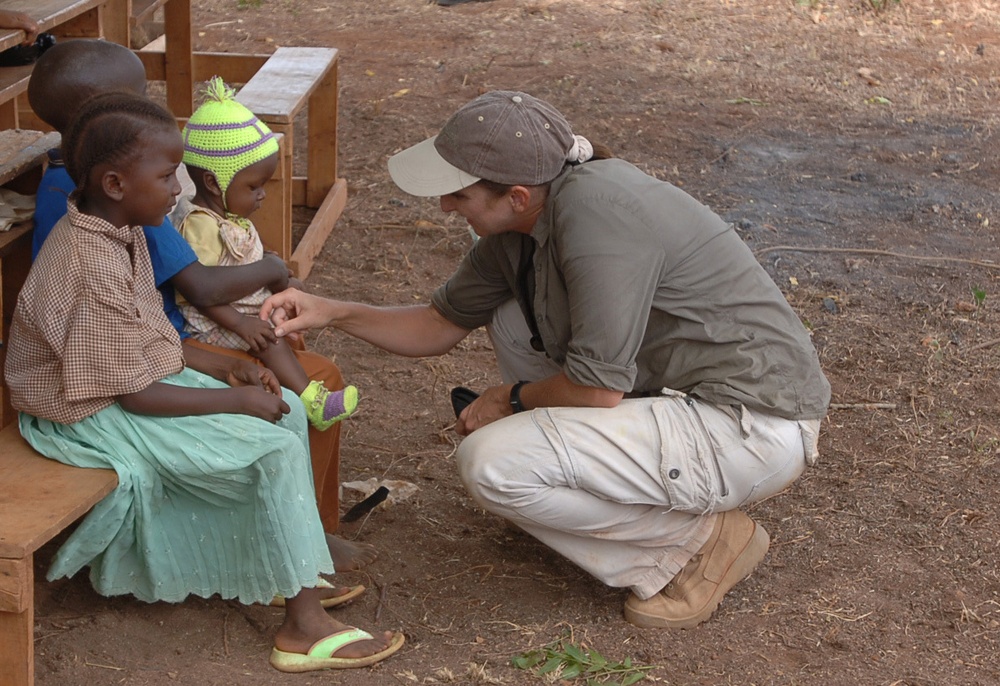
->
[0,130,59,186]
[136,50,268,87]
[235,47,337,124]
[0,423,117,559]
[0,0,107,33]
[0,556,29,613]
[289,178,346,280]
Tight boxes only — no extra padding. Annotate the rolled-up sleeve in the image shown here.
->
[431,239,516,330]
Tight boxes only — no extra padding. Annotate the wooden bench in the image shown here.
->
[0,128,118,686]
[0,425,118,686]
[234,47,346,279]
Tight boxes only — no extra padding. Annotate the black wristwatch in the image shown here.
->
[509,381,528,414]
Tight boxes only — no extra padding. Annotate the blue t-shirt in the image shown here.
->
[33,153,198,338]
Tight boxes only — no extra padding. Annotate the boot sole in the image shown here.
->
[624,520,770,629]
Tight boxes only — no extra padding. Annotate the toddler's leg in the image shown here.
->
[255,337,310,394]
[255,339,359,431]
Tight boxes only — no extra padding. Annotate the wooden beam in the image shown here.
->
[0,559,33,686]
[289,179,346,279]
[136,50,269,87]
[0,557,30,614]
[305,61,338,207]
[163,0,193,116]
[102,0,130,46]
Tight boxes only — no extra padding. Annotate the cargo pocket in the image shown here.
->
[798,418,821,467]
[651,389,720,515]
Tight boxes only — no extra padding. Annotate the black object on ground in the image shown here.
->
[341,486,390,523]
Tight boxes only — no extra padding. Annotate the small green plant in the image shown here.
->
[865,95,892,106]
[726,97,765,107]
[236,0,263,9]
[972,286,987,308]
[512,636,655,685]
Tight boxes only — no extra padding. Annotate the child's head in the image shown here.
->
[28,39,147,134]
[182,77,279,219]
[63,91,182,227]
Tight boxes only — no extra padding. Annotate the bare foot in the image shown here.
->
[326,533,378,572]
[276,589,397,658]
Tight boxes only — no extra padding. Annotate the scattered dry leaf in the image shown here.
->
[857,67,881,86]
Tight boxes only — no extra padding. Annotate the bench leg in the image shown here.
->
[305,60,339,208]
[164,0,194,117]
[0,556,34,686]
[0,99,18,129]
[256,131,293,262]
[102,0,131,46]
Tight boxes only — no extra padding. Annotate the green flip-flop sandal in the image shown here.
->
[269,627,405,672]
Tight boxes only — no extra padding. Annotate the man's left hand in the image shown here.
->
[455,384,514,435]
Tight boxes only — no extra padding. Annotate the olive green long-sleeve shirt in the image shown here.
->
[432,158,830,420]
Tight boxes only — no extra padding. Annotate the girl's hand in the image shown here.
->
[231,386,290,422]
[235,316,278,353]
[287,277,308,293]
[226,359,282,396]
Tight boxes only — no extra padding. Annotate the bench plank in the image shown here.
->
[235,47,337,124]
[0,556,29,613]
[0,423,117,559]
[1,0,106,33]
[0,131,60,187]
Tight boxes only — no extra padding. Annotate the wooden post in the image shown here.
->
[164,0,193,117]
[0,556,33,686]
[101,0,131,46]
[305,51,338,208]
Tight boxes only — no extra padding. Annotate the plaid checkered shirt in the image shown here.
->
[5,197,184,424]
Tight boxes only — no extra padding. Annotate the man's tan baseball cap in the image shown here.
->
[388,91,575,197]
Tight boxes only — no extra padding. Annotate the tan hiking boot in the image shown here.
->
[623,509,770,629]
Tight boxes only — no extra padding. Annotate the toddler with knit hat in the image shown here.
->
[172,77,357,431]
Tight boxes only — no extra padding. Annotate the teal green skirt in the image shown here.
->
[19,367,333,604]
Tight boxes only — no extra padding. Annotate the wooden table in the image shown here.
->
[0,0,126,128]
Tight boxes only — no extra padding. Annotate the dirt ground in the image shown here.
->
[29,0,1000,684]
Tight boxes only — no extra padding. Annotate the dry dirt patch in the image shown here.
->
[32,1,1000,685]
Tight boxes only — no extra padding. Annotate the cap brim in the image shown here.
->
[387,135,480,197]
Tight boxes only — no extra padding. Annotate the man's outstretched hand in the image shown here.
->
[260,288,331,341]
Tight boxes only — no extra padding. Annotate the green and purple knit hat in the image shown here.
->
[182,76,279,195]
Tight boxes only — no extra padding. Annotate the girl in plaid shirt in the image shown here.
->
[4,91,403,672]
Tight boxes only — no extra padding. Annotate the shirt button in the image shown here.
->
[668,468,680,480]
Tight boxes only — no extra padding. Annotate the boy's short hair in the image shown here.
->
[27,39,147,133]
